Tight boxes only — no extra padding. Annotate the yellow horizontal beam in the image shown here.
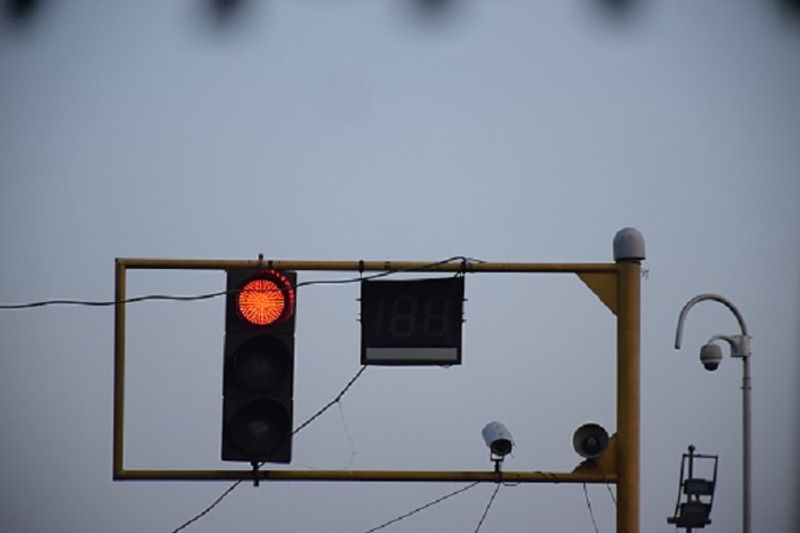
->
[116,257,617,274]
[114,468,617,484]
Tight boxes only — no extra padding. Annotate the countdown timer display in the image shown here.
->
[360,277,464,365]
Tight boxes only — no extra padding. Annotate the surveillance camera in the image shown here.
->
[700,343,722,372]
[482,421,513,458]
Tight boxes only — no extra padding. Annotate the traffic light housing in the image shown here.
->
[222,268,296,463]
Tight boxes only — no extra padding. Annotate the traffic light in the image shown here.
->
[222,268,296,463]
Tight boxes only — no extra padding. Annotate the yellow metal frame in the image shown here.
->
[113,257,639,532]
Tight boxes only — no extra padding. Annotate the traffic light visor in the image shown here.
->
[237,271,295,326]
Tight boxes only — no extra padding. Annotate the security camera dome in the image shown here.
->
[700,343,723,372]
[482,421,514,458]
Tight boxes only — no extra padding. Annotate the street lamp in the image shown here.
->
[674,294,751,533]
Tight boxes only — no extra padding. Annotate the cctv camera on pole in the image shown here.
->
[482,421,513,472]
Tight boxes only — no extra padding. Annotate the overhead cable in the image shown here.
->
[0,256,480,310]
[364,481,481,533]
[170,365,368,533]
[473,482,502,532]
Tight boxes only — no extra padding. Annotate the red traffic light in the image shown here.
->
[223,268,296,463]
[237,270,295,326]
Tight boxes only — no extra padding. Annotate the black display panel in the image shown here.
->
[360,277,464,365]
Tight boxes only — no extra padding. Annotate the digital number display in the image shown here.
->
[360,277,464,365]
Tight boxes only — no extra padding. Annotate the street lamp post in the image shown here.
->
[674,294,751,533]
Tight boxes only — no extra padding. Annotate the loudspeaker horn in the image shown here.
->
[573,423,609,460]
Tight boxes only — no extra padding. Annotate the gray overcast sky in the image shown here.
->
[1,1,799,532]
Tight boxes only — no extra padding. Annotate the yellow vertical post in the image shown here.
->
[614,228,644,533]
[113,259,127,478]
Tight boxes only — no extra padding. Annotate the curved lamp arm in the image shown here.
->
[674,293,749,350]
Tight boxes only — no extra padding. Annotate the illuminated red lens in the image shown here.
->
[237,273,294,326]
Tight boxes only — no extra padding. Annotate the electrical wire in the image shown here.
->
[597,463,617,507]
[0,256,478,310]
[0,291,230,309]
[591,464,624,533]
[364,481,481,533]
[295,255,476,287]
[582,483,600,533]
[171,482,242,533]
[169,365,368,533]
[337,401,357,470]
[292,366,366,435]
[473,482,502,533]
[605,483,617,506]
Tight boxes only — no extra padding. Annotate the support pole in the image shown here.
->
[742,355,752,533]
[614,227,644,533]
[113,259,127,479]
[616,261,640,533]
